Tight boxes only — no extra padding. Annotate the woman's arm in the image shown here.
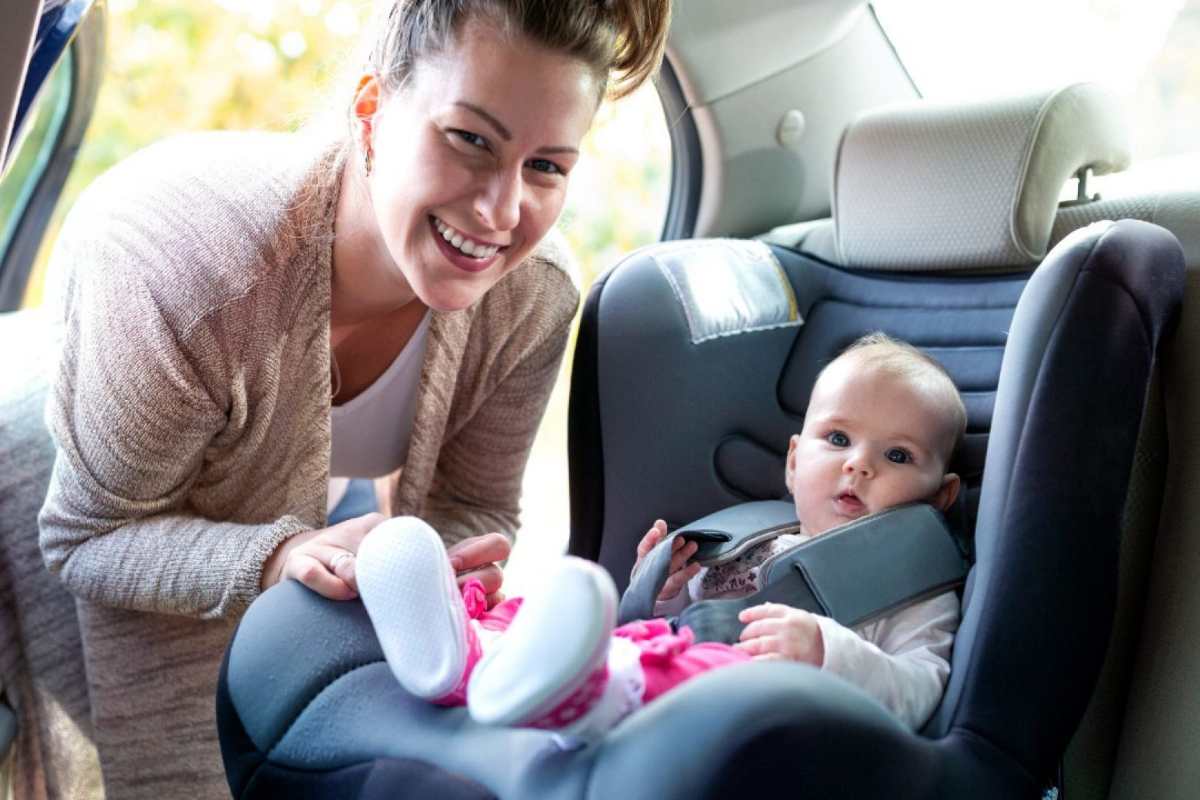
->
[37,211,309,619]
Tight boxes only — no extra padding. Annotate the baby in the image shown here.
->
[357,333,966,739]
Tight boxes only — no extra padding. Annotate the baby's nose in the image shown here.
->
[842,454,874,477]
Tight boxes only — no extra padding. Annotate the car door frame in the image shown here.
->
[0,0,105,311]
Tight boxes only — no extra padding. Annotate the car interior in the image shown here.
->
[3,1,1200,799]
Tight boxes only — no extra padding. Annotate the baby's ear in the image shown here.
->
[785,434,801,488]
[932,473,961,512]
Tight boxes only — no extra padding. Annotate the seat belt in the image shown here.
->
[618,501,968,645]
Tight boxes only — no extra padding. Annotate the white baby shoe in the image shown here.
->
[356,516,470,700]
[467,556,618,728]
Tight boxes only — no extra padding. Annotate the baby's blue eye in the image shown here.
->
[827,431,849,447]
[886,448,911,464]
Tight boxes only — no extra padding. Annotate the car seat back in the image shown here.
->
[568,83,1184,790]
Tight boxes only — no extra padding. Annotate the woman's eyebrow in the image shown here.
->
[455,101,512,141]
[453,101,580,156]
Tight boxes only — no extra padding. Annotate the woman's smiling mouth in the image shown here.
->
[432,216,504,259]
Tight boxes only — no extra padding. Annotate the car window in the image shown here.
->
[872,0,1200,192]
[0,50,71,307]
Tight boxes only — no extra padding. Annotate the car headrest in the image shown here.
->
[833,83,1131,270]
[1050,190,1200,270]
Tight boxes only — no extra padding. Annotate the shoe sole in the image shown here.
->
[356,517,468,699]
[467,556,616,726]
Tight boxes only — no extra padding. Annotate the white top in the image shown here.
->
[655,529,959,730]
[327,312,431,510]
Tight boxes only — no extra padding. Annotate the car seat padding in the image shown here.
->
[620,502,967,642]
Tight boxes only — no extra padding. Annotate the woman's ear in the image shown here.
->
[932,473,961,512]
[352,73,382,146]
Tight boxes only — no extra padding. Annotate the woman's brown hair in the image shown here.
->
[368,0,672,101]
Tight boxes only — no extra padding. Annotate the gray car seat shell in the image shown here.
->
[218,85,1184,798]
[219,219,1183,799]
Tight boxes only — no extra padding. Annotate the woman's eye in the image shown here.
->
[886,448,912,464]
[527,158,564,176]
[452,129,488,150]
[826,431,849,447]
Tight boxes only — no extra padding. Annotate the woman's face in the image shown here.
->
[363,16,600,312]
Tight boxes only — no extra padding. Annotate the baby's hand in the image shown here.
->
[633,519,702,602]
[735,603,825,666]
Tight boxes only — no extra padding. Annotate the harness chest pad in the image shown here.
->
[620,501,967,644]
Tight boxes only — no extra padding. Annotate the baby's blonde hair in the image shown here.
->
[820,332,967,464]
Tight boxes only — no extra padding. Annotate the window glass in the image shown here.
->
[872,0,1200,193]
[0,51,71,304]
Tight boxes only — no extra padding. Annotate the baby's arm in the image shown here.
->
[632,520,703,614]
[736,592,958,730]
[814,592,959,730]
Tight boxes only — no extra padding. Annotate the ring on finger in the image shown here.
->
[331,551,355,571]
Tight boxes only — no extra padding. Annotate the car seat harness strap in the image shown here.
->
[619,502,968,644]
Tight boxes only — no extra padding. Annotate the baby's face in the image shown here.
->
[788,361,957,536]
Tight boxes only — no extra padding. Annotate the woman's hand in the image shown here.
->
[260,512,386,600]
[447,532,512,608]
[633,519,701,602]
[735,603,825,666]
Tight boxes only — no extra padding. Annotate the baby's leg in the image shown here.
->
[466,559,748,742]
[357,517,489,704]
[614,619,750,703]
[466,557,622,739]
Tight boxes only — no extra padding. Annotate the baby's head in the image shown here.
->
[787,333,966,536]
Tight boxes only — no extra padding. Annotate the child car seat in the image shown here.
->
[217,84,1184,799]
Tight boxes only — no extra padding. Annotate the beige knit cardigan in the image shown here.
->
[34,131,578,799]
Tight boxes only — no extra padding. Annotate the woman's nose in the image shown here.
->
[474,165,522,232]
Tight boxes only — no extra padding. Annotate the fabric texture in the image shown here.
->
[432,588,746,735]
[655,527,959,730]
[25,130,578,800]
[0,311,103,800]
[833,83,1129,270]
[329,310,431,479]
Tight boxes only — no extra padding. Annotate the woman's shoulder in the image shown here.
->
[478,227,581,327]
[52,131,339,330]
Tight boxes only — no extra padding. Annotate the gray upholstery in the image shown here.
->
[832,83,1130,270]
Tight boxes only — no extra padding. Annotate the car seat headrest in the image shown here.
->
[833,82,1131,270]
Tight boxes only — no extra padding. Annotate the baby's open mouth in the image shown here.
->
[834,491,865,515]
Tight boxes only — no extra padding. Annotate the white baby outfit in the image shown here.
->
[654,530,959,730]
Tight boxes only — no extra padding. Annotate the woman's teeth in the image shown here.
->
[434,218,500,259]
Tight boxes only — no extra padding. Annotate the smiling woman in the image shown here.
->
[21,1,672,798]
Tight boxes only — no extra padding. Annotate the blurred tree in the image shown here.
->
[21,0,670,308]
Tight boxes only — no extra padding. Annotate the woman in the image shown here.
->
[33,1,671,797]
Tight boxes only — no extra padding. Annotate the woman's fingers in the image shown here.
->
[456,562,504,596]
[447,532,511,572]
[285,552,357,601]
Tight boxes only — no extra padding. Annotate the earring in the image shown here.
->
[363,145,374,176]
